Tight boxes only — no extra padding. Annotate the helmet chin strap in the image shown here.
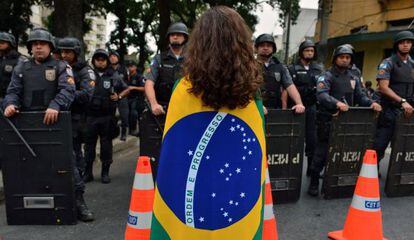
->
[170,42,184,49]
[259,53,273,59]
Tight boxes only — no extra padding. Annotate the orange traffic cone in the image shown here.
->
[263,163,278,240]
[328,150,387,240]
[125,156,155,240]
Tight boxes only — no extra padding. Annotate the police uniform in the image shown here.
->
[84,67,127,182]
[309,66,373,193]
[0,50,24,99]
[288,60,323,172]
[373,54,414,160]
[71,60,95,176]
[144,49,184,106]
[127,71,146,133]
[113,63,130,139]
[260,56,293,109]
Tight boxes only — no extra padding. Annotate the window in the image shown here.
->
[387,18,414,31]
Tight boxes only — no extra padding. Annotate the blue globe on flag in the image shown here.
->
[156,111,262,230]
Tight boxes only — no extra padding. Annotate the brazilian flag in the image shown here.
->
[151,78,267,239]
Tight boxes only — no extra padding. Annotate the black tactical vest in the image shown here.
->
[389,56,414,101]
[0,51,20,98]
[261,60,284,109]
[21,58,59,111]
[329,70,355,106]
[155,51,183,105]
[290,62,322,106]
[89,70,116,115]
[71,62,90,114]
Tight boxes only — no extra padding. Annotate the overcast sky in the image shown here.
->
[107,0,319,53]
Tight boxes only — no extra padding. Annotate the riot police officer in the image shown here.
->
[126,61,145,136]
[307,44,382,197]
[0,32,25,100]
[144,22,188,114]
[109,50,129,141]
[287,40,324,176]
[58,37,95,221]
[340,44,363,80]
[374,30,414,164]
[254,33,305,113]
[83,49,128,184]
[1,28,95,221]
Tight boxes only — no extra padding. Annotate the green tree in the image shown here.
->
[0,0,40,50]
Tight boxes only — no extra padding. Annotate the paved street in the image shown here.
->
[0,144,413,239]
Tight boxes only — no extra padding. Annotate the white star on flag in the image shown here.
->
[199,217,204,222]
[253,138,256,142]
[211,192,216,198]
[242,156,246,160]
[236,168,241,173]
[240,192,246,198]
[248,151,252,155]
[220,208,224,211]
[224,163,229,168]
[235,202,239,206]
[206,156,210,160]
[219,169,224,174]
[236,125,240,129]
[243,139,246,143]
[240,127,245,131]
[244,146,247,149]
[187,150,193,156]
[225,177,229,181]
[247,138,251,142]
[223,212,228,217]
[243,133,246,137]
[228,218,233,222]
[229,200,234,205]
[231,118,235,122]
[230,126,235,132]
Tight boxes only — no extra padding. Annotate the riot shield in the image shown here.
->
[322,107,377,199]
[0,111,76,225]
[385,113,414,197]
[139,108,166,179]
[266,109,305,204]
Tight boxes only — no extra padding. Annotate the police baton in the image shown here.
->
[0,109,37,158]
[144,101,164,134]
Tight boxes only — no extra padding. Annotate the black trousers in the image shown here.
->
[373,107,400,161]
[84,115,114,166]
[128,98,145,131]
[118,98,129,128]
[310,113,332,176]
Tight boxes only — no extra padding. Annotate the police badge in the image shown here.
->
[103,80,111,89]
[4,65,13,73]
[45,69,56,81]
[350,79,356,90]
[274,72,281,82]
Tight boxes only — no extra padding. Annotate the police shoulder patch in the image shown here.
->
[66,65,73,77]
[378,69,386,75]
[67,77,75,85]
[317,75,325,82]
[88,69,96,80]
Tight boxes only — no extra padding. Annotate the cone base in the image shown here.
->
[328,230,388,240]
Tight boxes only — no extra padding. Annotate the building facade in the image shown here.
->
[315,0,414,82]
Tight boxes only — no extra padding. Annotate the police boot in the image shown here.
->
[75,191,94,222]
[120,127,127,141]
[101,163,111,184]
[307,173,319,197]
[83,162,94,183]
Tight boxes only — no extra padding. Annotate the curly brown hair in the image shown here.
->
[184,6,262,110]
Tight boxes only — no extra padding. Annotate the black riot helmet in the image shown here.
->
[27,27,55,53]
[0,32,16,48]
[255,34,276,53]
[299,39,316,60]
[58,37,82,56]
[393,30,414,51]
[92,49,109,61]
[332,44,354,64]
[166,22,189,38]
